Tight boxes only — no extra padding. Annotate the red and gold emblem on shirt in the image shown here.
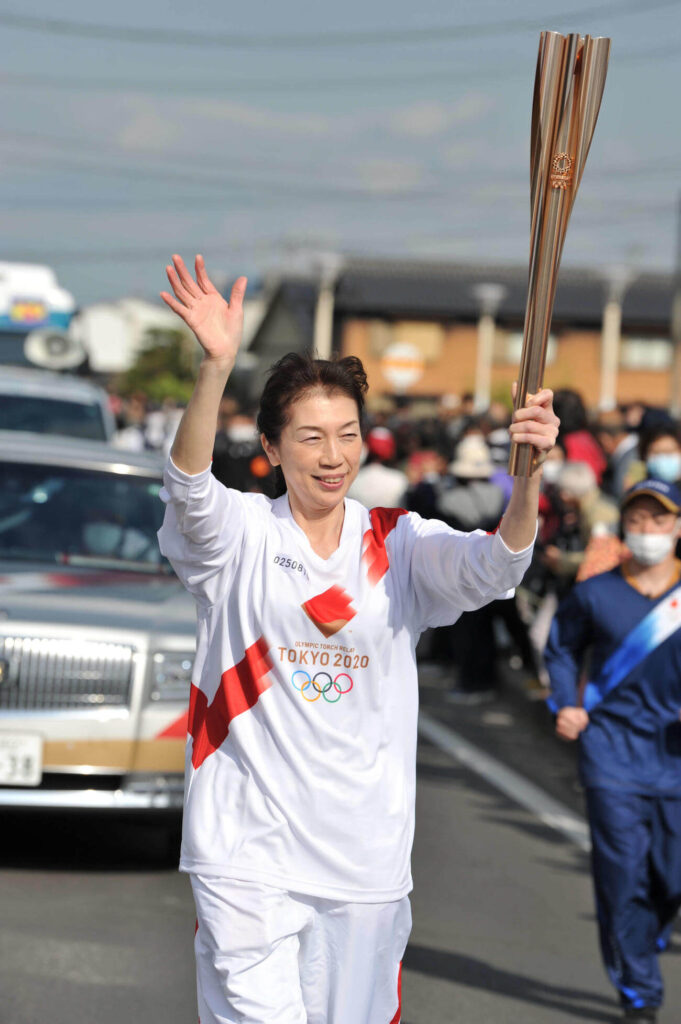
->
[302,585,357,637]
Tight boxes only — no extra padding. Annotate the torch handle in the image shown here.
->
[508,185,570,476]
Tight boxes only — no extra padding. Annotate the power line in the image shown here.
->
[0,0,675,50]
[9,241,282,264]
[9,206,674,268]
[1,193,673,217]
[1,129,373,184]
[0,67,525,96]
[0,146,440,201]
[0,42,678,99]
[2,131,679,188]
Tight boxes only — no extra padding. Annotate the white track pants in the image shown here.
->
[191,874,411,1024]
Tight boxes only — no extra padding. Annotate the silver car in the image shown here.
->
[0,431,195,812]
[0,366,115,441]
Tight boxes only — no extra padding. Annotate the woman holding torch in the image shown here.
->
[157,253,558,1024]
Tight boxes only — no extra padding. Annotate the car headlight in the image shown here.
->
[150,651,194,702]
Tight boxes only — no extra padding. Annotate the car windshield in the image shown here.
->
[0,461,169,573]
[0,395,107,441]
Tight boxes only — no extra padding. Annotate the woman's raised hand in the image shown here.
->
[160,254,247,367]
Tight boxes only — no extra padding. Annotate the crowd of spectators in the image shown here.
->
[380,388,681,701]
[109,391,184,458]
[109,382,681,703]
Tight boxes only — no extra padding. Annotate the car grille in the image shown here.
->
[0,636,135,710]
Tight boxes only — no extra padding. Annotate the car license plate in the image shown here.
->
[0,732,43,786]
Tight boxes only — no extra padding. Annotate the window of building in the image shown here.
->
[367,319,444,361]
[620,337,672,371]
[501,332,557,366]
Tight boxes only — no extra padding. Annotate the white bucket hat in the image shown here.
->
[448,434,494,479]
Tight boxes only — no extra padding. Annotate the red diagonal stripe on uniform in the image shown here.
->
[156,711,189,739]
[188,636,273,769]
[362,507,407,586]
[302,584,356,627]
[389,961,403,1023]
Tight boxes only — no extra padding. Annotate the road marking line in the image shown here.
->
[418,710,591,853]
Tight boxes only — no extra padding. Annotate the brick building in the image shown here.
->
[246,258,676,411]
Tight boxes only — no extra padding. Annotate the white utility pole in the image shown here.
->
[669,196,681,417]
[472,283,507,412]
[599,265,634,411]
[313,253,344,360]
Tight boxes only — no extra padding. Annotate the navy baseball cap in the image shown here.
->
[621,479,681,514]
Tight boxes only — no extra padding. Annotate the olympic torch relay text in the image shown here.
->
[276,644,370,670]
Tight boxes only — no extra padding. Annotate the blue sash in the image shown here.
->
[583,583,681,712]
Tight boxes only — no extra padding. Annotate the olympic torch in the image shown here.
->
[509,31,610,476]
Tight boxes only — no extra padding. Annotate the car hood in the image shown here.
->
[0,563,196,637]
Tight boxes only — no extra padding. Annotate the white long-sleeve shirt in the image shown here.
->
[158,458,533,902]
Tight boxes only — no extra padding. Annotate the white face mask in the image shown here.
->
[226,424,257,443]
[624,530,676,567]
[646,452,681,483]
[541,460,563,485]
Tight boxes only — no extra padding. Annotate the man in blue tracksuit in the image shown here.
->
[545,479,681,1023]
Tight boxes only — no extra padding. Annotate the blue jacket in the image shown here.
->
[545,568,681,794]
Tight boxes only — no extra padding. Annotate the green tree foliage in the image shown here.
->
[491,382,515,413]
[118,328,196,403]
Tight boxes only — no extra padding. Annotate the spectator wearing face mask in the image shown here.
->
[527,462,619,683]
[436,434,506,534]
[433,434,538,701]
[539,461,619,588]
[520,446,564,605]
[403,449,448,520]
[112,393,149,453]
[596,409,639,500]
[486,419,515,507]
[637,425,681,487]
[346,427,408,509]
[144,397,184,458]
[540,446,565,481]
[553,388,607,484]
[212,400,274,494]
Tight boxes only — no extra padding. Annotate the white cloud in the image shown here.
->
[390,93,495,138]
[117,100,180,152]
[181,99,330,136]
[442,141,485,168]
[356,159,425,194]
[390,102,451,138]
[450,92,495,124]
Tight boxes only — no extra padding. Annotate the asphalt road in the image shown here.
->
[0,672,679,1024]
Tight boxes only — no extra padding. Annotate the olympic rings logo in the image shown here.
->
[290,670,354,704]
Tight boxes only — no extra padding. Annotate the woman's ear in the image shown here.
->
[260,434,280,467]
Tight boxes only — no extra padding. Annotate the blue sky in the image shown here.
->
[1,0,680,304]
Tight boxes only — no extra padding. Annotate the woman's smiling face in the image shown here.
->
[261,389,363,516]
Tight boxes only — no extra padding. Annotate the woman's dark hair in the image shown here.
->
[256,352,369,496]
[552,389,587,436]
[638,423,681,461]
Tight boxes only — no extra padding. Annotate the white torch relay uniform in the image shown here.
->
[158,457,533,1023]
